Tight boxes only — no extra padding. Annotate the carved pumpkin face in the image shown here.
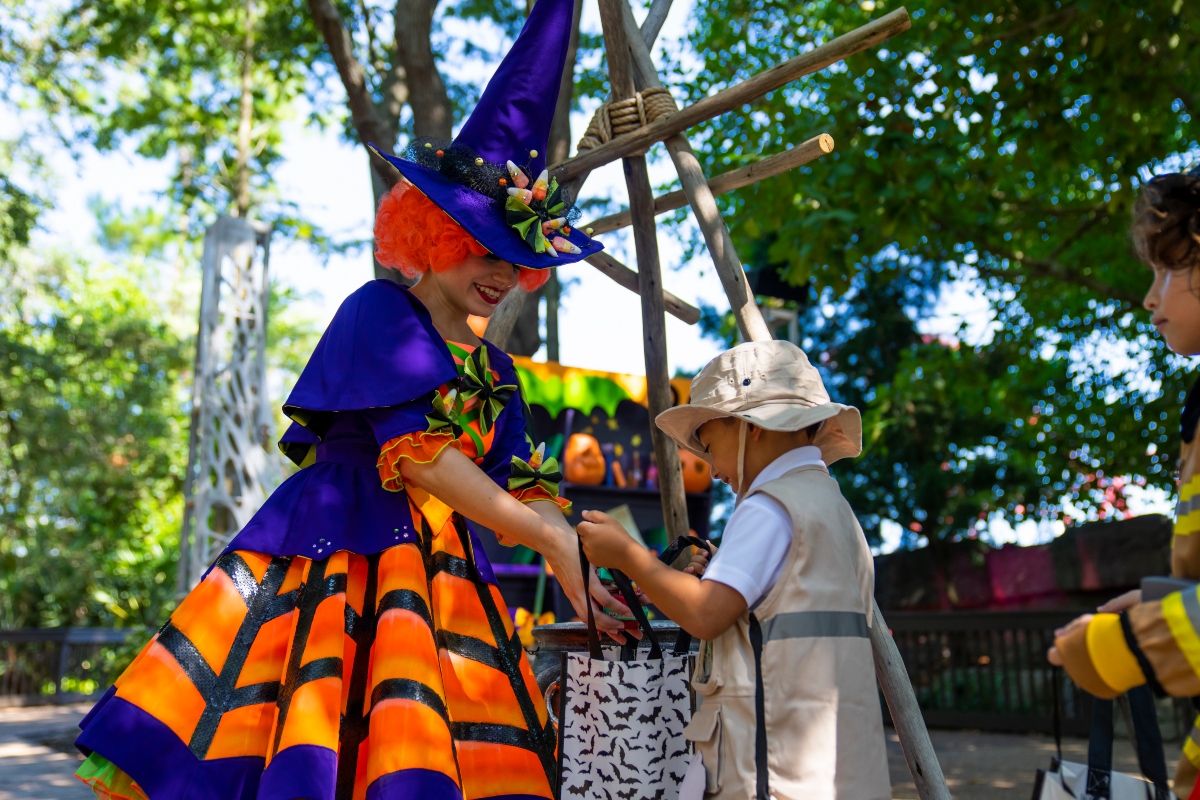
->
[678,447,713,493]
[564,433,605,485]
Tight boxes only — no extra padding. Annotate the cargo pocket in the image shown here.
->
[691,640,722,698]
[683,702,723,794]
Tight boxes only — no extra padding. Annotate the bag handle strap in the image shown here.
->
[608,568,663,660]
[658,536,713,656]
[1086,687,1170,799]
[578,537,664,660]
[1127,685,1171,797]
[578,536,603,660]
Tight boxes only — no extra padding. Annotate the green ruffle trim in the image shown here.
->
[76,752,147,800]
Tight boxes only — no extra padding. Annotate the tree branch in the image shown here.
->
[975,236,1142,307]
[305,0,399,185]
[393,0,453,138]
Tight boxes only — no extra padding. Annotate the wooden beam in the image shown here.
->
[551,7,910,181]
[618,0,769,341]
[585,252,701,324]
[597,0,691,545]
[585,134,834,236]
[638,0,673,49]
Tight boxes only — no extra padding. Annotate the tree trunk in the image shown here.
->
[393,0,453,138]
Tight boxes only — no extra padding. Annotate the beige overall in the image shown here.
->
[683,465,891,800]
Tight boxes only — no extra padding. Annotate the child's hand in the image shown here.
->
[684,540,717,576]
[578,510,642,572]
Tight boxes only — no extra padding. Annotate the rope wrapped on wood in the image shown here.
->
[576,87,678,154]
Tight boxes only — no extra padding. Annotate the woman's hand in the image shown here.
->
[541,529,633,643]
[684,540,716,577]
[1097,589,1141,614]
[1047,613,1093,666]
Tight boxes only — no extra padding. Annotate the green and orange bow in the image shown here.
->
[458,345,516,436]
[508,440,564,496]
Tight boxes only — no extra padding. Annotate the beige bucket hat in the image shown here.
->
[656,340,862,466]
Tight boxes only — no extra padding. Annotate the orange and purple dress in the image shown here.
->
[74,280,569,800]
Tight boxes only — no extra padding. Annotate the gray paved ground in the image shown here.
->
[0,704,1184,799]
[888,727,1182,799]
[0,704,92,800]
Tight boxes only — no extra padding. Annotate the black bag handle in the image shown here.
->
[577,537,663,660]
[1086,686,1170,799]
[578,535,604,660]
[658,536,713,656]
[608,568,663,660]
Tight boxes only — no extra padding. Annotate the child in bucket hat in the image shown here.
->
[578,340,891,800]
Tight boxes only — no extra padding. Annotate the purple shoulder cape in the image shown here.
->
[225,279,525,585]
[282,279,458,441]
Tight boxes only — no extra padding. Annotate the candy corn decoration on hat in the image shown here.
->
[368,0,601,268]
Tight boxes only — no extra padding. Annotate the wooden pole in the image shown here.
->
[606,5,947,796]
[872,602,952,800]
[562,0,676,200]
[585,252,701,324]
[617,0,768,342]
[550,7,911,181]
[597,0,690,544]
[585,134,834,236]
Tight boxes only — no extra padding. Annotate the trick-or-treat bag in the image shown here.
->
[556,538,706,800]
[1033,684,1171,800]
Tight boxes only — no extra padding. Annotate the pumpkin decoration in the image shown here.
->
[678,447,713,493]
[564,433,605,485]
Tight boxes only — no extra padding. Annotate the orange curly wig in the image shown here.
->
[374,181,550,291]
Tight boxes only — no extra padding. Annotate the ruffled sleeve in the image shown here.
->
[377,430,461,492]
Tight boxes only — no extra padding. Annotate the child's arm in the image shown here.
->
[578,511,747,641]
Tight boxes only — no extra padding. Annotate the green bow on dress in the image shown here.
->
[424,388,464,438]
[508,454,564,497]
[458,345,516,436]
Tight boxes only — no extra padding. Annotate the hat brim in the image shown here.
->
[656,401,863,465]
[372,147,603,269]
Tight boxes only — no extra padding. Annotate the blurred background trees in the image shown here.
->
[684,0,1197,545]
[0,0,1196,626]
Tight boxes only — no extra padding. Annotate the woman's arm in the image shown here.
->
[402,446,631,639]
[578,511,746,641]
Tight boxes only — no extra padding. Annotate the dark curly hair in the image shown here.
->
[1131,170,1200,271]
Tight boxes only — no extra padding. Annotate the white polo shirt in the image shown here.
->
[701,445,827,608]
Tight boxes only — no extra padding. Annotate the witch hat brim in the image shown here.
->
[370,145,602,269]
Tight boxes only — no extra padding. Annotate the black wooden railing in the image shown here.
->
[0,628,142,706]
[886,610,1196,739]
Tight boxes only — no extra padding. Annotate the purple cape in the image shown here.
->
[223,279,531,585]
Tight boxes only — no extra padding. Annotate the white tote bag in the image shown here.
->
[1033,685,1171,800]
[556,540,696,800]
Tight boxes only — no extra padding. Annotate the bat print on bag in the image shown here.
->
[558,652,693,800]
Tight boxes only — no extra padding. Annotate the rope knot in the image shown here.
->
[576,87,678,154]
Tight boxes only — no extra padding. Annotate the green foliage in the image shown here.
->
[0,254,190,628]
[0,138,48,265]
[17,0,320,228]
[686,0,1197,541]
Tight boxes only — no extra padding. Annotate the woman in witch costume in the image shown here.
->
[72,2,629,798]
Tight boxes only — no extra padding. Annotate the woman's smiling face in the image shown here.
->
[418,253,520,319]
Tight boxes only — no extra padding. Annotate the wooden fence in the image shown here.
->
[0,627,140,706]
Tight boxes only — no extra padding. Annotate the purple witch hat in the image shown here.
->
[369,0,601,269]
